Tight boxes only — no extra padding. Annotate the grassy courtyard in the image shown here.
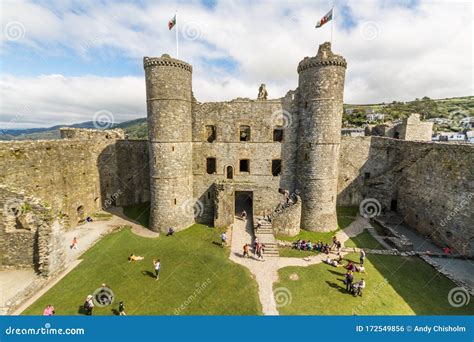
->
[277,206,358,244]
[23,222,262,315]
[274,252,474,315]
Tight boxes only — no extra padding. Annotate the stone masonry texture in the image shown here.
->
[0,42,472,266]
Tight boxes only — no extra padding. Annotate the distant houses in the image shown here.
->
[432,131,473,143]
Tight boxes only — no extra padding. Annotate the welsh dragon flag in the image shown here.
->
[316,8,333,28]
[168,14,176,30]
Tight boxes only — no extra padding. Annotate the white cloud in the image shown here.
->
[0,0,472,127]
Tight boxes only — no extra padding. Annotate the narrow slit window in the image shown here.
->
[272,159,282,176]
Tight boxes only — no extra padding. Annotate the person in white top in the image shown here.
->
[153,259,161,281]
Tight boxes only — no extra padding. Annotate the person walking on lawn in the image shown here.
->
[153,259,161,281]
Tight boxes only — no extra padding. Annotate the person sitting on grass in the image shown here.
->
[323,243,330,254]
[324,256,339,267]
[300,240,307,250]
[43,304,55,316]
[83,295,94,315]
[128,254,144,262]
[307,241,313,251]
[354,264,366,273]
[166,227,175,236]
[315,241,322,252]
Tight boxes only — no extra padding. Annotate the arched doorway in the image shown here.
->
[226,166,233,179]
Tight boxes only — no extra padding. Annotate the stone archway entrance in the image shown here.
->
[235,191,253,217]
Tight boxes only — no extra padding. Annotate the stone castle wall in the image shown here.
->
[0,186,65,275]
[144,55,194,232]
[272,195,302,237]
[296,42,347,232]
[337,136,474,256]
[114,140,150,206]
[0,133,152,229]
[192,95,298,225]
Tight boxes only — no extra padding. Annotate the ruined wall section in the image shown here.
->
[272,195,302,237]
[338,136,474,256]
[114,140,150,206]
[192,92,298,224]
[0,131,122,229]
[0,186,65,275]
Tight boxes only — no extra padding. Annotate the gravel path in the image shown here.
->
[229,215,369,315]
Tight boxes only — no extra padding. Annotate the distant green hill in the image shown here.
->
[343,96,473,130]
[1,96,472,141]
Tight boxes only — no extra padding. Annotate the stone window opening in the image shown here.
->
[206,157,216,174]
[304,153,309,161]
[239,159,250,173]
[206,125,216,143]
[207,192,211,200]
[304,101,308,109]
[77,205,85,221]
[226,166,234,179]
[239,125,251,142]
[273,129,284,142]
[272,159,282,176]
[174,198,177,205]
[364,172,371,179]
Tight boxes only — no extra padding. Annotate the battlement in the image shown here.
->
[143,54,193,72]
[297,42,347,73]
[60,127,125,140]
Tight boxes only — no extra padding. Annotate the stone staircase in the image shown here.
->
[254,219,279,257]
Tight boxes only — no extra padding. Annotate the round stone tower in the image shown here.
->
[296,42,347,232]
[143,54,194,232]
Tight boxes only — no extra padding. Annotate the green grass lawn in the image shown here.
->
[23,224,262,315]
[274,252,474,315]
[279,248,315,258]
[277,206,357,243]
[345,230,385,250]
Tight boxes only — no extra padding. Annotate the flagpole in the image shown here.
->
[175,11,179,59]
[331,5,334,45]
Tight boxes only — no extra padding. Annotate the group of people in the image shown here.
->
[242,240,265,261]
[292,236,343,254]
[343,269,366,296]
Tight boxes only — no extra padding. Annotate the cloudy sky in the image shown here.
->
[0,0,472,128]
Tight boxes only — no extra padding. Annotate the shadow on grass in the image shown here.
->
[111,309,119,315]
[77,306,89,315]
[141,270,156,279]
[325,281,347,294]
[212,241,223,247]
[327,269,346,276]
